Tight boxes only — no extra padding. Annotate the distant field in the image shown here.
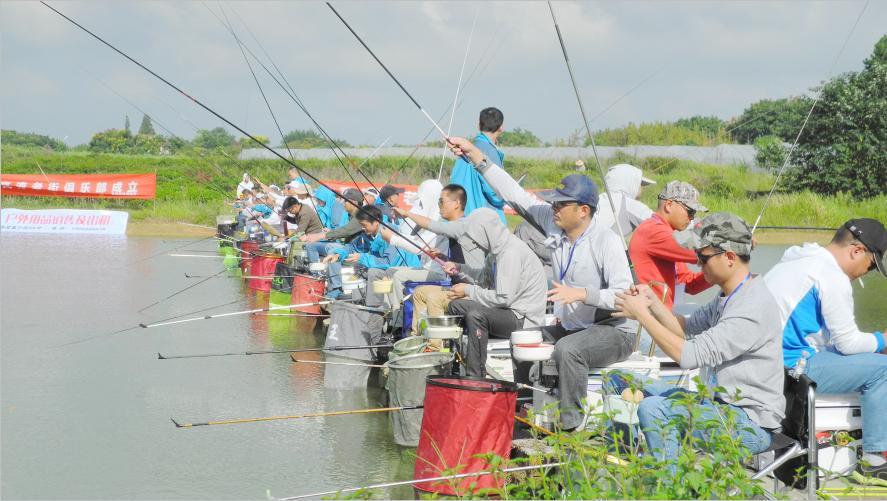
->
[2,145,884,232]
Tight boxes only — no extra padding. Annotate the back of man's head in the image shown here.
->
[479,107,504,133]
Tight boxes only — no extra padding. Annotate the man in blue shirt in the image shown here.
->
[450,107,507,223]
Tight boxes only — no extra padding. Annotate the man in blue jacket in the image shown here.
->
[323,205,420,272]
[450,107,507,223]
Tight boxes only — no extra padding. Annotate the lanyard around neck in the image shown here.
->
[722,273,752,311]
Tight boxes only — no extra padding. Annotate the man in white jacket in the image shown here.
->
[765,218,887,479]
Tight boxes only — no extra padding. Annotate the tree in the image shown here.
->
[193,127,235,150]
[281,129,350,148]
[124,115,131,134]
[499,127,542,147]
[753,135,787,171]
[240,135,269,149]
[89,129,132,153]
[138,114,156,135]
[785,35,887,198]
[674,115,725,138]
[727,96,811,144]
[1,130,68,150]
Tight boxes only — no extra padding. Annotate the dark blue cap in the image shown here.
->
[537,174,599,208]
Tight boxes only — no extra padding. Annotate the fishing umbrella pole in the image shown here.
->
[39,2,465,280]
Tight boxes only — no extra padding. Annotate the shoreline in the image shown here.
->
[123,221,833,244]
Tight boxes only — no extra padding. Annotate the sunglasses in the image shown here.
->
[696,249,726,265]
[551,201,581,212]
[677,201,697,219]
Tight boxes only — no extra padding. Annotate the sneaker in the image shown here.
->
[858,459,887,481]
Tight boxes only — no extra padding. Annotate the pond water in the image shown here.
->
[1,234,884,499]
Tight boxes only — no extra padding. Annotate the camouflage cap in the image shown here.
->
[676,212,754,255]
[658,181,708,212]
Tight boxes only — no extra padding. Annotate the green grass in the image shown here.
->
[2,145,884,228]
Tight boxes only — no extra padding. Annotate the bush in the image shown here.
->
[2,129,68,151]
[785,35,887,198]
[753,135,788,171]
[281,129,350,149]
[500,127,543,147]
[728,96,811,144]
[591,121,732,146]
[193,127,235,150]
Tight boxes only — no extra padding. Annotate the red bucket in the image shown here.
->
[414,376,517,496]
[291,274,326,313]
[248,254,283,292]
[238,240,261,274]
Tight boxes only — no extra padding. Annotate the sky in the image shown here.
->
[1,1,884,147]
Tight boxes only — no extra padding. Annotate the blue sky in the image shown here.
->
[1,1,883,146]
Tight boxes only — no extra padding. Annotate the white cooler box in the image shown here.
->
[815,393,862,479]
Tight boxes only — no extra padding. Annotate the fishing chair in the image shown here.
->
[747,369,817,500]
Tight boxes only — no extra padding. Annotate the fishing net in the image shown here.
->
[386,352,454,447]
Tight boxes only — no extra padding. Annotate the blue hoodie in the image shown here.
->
[312,186,348,229]
[450,132,506,223]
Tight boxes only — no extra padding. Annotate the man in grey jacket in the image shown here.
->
[447,137,637,431]
[424,208,547,377]
[612,212,785,472]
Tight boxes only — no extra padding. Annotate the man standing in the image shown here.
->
[450,107,507,223]
[629,181,713,309]
[448,137,636,431]
[765,218,887,478]
[613,213,785,472]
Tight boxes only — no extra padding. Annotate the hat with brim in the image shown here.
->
[844,218,887,278]
[290,184,310,196]
[641,176,656,186]
[538,174,599,208]
[676,212,753,256]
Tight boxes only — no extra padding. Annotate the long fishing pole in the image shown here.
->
[750,0,869,234]
[276,462,566,500]
[547,2,636,281]
[437,8,478,182]
[140,299,335,329]
[291,358,385,368]
[138,267,231,313]
[158,343,393,360]
[172,404,421,428]
[40,2,460,276]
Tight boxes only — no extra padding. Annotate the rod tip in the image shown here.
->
[139,323,148,328]
[157,353,166,360]
[171,418,182,428]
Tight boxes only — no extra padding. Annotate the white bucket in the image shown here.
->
[511,330,543,345]
[425,325,462,340]
[512,343,555,362]
[309,262,328,273]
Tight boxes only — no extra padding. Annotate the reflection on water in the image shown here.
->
[1,234,884,499]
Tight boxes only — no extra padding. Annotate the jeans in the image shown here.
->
[605,372,773,473]
[805,350,887,453]
[308,242,346,293]
[447,299,522,377]
[552,325,635,430]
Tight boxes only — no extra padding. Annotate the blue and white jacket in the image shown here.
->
[450,133,507,224]
[764,243,885,368]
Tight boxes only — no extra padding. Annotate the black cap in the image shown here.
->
[341,188,364,205]
[844,218,887,277]
[379,184,405,201]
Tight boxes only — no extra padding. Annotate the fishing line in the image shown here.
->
[547,2,636,281]
[751,0,869,234]
[437,8,478,182]
[40,2,466,276]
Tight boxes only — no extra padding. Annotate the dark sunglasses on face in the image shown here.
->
[551,201,580,212]
[696,248,726,265]
[677,201,697,219]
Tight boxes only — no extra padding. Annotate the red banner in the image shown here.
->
[0,173,156,199]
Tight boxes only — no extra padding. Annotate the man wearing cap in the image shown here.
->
[765,218,887,478]
[612,212,785,473]
[594,163,657,238]
[374,184,405,225]
[628,181,714,310]
[447,136,636,431]
[449,107,508,224]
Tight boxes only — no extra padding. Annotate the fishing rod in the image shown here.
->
[547,2,636,281]
[276,462,566,500]
[127,234,219,265]
[171,404,422,428]
[140,299,335,328]
[41,2,463,282]
[755,225,838,231]
[157,343,393,360]
[437,8,478,182]
[750,0,869,234]
[138,267,231,313]
[56,299,243,348]
[291,358,385,368]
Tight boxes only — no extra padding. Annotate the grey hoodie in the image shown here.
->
[458,209,547,327]
[427,218,491,288]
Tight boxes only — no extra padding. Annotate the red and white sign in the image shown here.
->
[1,208,129,235]
[0,173,156,199]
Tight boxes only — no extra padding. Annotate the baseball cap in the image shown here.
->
[290,184,310,196]
[658,181,708,212]
[341,188,364,205]
[676,212,753,256]
[843,218,887,277]
[537,174,599,208]
[379,184,405,201]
